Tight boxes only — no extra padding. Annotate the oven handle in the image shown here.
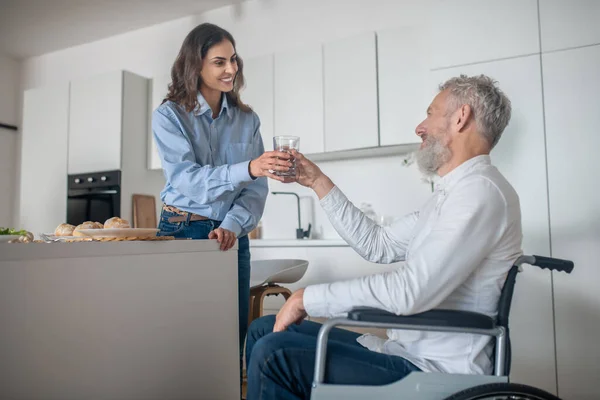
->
[68,190,119,198]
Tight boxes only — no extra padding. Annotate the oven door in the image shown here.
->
[67,189,120,226]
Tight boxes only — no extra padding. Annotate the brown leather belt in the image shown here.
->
[163,204,210,223]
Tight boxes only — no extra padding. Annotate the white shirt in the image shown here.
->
[303,155,523,375]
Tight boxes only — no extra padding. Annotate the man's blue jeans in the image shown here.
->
[157,209,250,380]
[245,315,421,400]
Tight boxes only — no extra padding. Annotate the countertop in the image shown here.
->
[250,239,348,247]
[0,238,228,262]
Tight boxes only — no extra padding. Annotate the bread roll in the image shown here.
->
[54,223,75,236]
[73,221,102,236]
[104,217,131,229]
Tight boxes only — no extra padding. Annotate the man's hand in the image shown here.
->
[208,227,237,251]
[273,288,308,332]
[292,150,335,199]
[249,151,293,182]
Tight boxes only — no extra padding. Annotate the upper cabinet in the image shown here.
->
[68,71,124,174]
[148,74,171,170]
[242,54,274,152]
[323,32,379,152]
[377,27,430,146]
[539,0,600,52]
[428,0,539,69]
[274,44,324,155]
[20,84,70,234]
[69,71,149,174]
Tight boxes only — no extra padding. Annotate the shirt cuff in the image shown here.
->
[220,217,243,237]
[230,161,253,189]
[319,185,347,214]
[303,283,331,317]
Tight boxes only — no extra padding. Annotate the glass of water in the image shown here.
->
[273,136,299,179]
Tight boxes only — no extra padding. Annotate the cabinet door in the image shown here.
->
[323,32,379,152]
[242,54,274,152]
[428,0,539,69]
[430,55,555,394]
[274,44,324,155]
[20,84,70,234]
[544,45,600,400]
[539,0,600,52]
[148,74,171,170]
[68,71,123,174]
[377,27,431,146]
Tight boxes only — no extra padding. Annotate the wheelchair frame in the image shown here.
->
[310,255,574,400]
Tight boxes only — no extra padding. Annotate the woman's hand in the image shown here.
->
[249,151,293,182]
[292,150,335,199]
[208,227,237,251]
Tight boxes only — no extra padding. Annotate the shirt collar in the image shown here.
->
[434,154,491,192]
[193,92,232,119]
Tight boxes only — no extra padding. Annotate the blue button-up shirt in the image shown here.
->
[152,93,268,237]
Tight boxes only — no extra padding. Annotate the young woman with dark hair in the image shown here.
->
[152,22,291,385]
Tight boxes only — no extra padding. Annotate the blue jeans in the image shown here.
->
[157,209,251,377]
[245,315,421,400]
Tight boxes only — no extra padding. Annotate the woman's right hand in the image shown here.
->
[249,151,293,182]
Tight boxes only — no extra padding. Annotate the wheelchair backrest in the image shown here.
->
[494,264,520,375]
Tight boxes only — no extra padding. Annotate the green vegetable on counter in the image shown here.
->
[0,227,29,236]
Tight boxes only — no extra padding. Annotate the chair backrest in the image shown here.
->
[494,265,520,376]
[132,194,157,228]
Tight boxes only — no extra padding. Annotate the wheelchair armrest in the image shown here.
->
[347,307,496,330]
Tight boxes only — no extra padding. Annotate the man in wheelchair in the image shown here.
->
[245,74,556,400]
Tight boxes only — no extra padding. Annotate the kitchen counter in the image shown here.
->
[0,239,239,400]
[250,239,348,247]
[0,237,230,261]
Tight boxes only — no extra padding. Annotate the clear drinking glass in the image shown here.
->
[273,135,299,178]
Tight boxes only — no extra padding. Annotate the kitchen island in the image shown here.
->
[0,239,239,400]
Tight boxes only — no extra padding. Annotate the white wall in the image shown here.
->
[0,54,20,228]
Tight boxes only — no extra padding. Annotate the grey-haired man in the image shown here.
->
[246,74,522,400]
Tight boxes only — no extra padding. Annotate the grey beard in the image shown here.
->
[416,136,452,176]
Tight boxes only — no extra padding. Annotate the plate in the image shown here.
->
[44,234,78,241]
[0,235,22,242]
[75,228,159,238]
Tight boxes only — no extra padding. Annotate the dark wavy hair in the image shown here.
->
[163,23,251,113]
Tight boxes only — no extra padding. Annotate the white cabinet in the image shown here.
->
[428,0,539,69]
[148,74,171,170]
[539,0,600,52]
[274,44,324,155]
[543,45,600,400]
[323,32,379,152]
[68,71,123,174]
[430,55,555,394]
[242,54,274,152]
[377,27,431,146]
[20,84,70,234]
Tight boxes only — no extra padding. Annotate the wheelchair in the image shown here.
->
[310,255,574,400]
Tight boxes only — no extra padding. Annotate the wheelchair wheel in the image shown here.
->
[443,382,561,400]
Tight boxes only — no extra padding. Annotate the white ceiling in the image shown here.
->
[0,0,242,59]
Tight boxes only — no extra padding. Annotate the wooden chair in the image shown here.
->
[248,284,292,326]
[247,259,309,326]
[132,194,157,228]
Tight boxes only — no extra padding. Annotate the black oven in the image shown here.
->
[67,170,121,226]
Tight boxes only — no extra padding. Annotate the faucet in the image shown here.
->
[271,191,312,239]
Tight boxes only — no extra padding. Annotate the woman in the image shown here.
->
[152,22,291,380]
